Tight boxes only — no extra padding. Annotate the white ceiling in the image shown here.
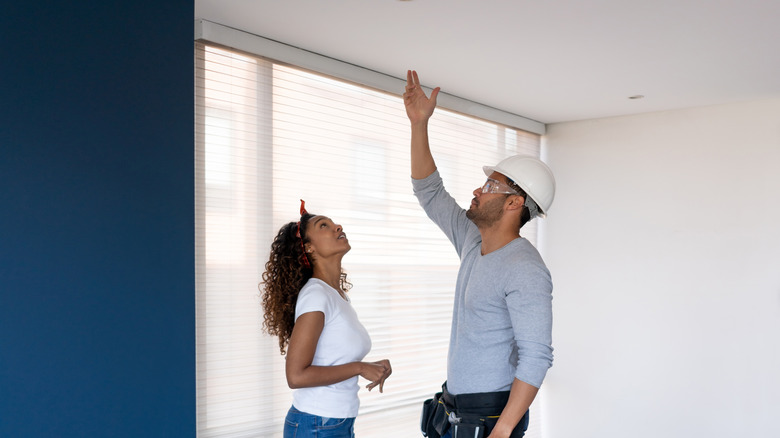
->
[195,0,780,125]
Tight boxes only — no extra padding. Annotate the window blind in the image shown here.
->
[195,42,543,437]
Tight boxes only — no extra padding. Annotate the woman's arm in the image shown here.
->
[285,311,390,390]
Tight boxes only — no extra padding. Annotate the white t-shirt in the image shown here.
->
[291,278,372,418]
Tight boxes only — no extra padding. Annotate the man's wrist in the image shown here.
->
[489,419,515,438]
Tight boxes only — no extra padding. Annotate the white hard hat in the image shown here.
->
[483,155,556,216]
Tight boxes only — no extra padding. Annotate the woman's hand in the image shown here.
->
[360,359,393,392]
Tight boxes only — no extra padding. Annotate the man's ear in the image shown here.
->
[505,195,526,211]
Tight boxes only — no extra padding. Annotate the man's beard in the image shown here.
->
[466,195,506,228]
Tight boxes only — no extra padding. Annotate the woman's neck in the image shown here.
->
[312,261,345,296]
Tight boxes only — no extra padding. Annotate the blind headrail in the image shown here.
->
[194,18,545,135]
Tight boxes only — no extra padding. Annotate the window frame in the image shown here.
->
[195,23,546,438]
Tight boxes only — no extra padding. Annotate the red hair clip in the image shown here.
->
[296,199,311,268]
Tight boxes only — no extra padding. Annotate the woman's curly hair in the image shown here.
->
[260,212,352,355]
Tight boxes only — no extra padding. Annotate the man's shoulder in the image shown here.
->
[503,240,550,275]
[511,237,543,257]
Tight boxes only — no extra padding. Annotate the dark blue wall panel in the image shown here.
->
[0,1,194,436]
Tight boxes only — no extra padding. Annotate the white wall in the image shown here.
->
[540,98,780,438]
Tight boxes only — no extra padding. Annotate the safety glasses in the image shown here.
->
[480,178,520,195]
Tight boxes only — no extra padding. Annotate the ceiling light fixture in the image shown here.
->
[628,95,645,100]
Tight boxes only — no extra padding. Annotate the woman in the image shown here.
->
[261,200,392,438]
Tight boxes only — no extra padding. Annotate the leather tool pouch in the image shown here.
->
[451,422,486,438]
[420,392,450,437]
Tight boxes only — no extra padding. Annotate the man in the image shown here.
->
[404,70,555,438]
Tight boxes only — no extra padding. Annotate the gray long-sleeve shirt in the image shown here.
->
[413,170,553,394]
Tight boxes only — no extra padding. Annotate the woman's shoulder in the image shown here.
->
[299,278,345,304]
[299,277,329,297]
[295,279,337,317]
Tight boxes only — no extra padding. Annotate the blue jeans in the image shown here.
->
[284,405,355,438]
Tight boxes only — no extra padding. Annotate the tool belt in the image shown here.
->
[420,382,529,438]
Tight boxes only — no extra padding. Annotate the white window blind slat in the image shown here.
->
[195,42,543,438]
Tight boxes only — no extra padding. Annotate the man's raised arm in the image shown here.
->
[403,70,440,179]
